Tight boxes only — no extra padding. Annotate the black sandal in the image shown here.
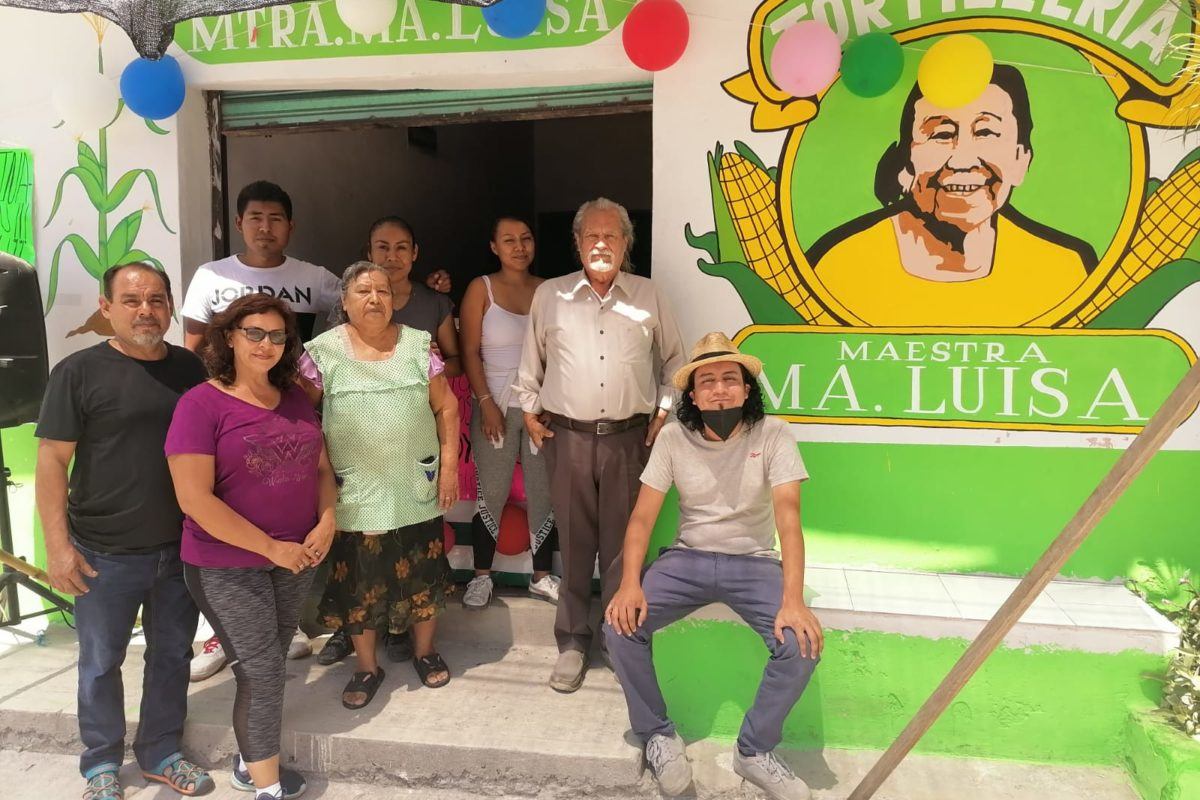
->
[413,653,450,688]
[341,667,385,709]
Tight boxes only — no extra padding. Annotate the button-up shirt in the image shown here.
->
[515,270,686,421]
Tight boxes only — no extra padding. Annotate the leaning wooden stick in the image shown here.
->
[848,358,1200,800]
[0,548,52,586]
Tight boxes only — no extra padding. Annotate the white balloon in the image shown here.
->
[52,72,122,134]
[336,0,399,37]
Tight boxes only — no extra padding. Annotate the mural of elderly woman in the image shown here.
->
[301,262,460,708]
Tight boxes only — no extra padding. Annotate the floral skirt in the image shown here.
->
[318,516,452,636]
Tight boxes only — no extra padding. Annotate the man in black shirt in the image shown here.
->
[36,263,214,800]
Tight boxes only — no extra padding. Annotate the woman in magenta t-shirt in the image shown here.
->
[166,294,336,800]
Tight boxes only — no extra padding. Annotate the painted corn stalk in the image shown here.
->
[1064,157,1200,328]
[686,141,825,326]
[44,15,174,337]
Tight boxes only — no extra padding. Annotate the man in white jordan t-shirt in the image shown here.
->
[182,181,340,347]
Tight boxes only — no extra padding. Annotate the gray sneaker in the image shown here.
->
[732,749,811,800]
[644,733,692,796]
[462,575,494,610]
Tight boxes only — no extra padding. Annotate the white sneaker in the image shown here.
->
[190,635,226,682]
[287,627,312,660]
[528,574,561,604]
[732,749,811,800]
[463,575,494,610]
[644,732,692,795]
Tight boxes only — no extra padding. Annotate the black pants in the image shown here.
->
[185,564,315,762]
[472,514,557,572]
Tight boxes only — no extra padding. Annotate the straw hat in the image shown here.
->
[672,332,763,391]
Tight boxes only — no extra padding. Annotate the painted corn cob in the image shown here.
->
[1065,159,1200,327]
[717,152,841,325]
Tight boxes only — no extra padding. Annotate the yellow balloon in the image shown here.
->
[917,34,994,109]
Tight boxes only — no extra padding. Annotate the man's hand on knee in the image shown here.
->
[605,580,648,636]
[774,601,823,659]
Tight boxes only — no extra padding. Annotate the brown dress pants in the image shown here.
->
[543,422,650,653]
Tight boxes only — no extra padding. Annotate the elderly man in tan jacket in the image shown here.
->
[515,197,685,693]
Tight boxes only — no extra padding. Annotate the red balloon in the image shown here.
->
[443,521,456,553]
[622,0,689,72]
[497,504,530,556]
[509,463,526,505]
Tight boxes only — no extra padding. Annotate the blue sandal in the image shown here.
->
[141,753,215,796]
[83,765,122,800]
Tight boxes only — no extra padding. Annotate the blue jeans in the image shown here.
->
[73,541,198,776]
[603,547,819,754]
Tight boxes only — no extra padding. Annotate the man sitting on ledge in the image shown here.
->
[604,332,823,800]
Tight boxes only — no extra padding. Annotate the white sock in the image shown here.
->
[260,781,283,799]
[237,754,247,773]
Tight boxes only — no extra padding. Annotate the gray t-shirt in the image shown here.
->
[394,284,452,338]
[640,416,808,558]
[325,283,452,338]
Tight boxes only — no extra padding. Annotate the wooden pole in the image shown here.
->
[0,547,52,586]
[847,359,1200,800]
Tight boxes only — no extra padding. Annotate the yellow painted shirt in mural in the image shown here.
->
[814,215,1089,326]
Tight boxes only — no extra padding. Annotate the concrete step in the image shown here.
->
[0,592,1142,799]
[438,561,1180,655]
[0,742,1139,800]
[0,748,528,800]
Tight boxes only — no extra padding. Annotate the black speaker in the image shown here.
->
[0,253,49,429]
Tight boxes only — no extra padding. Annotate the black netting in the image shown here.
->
[0,0,503,58]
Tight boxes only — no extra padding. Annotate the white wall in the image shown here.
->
[0,10,188,361]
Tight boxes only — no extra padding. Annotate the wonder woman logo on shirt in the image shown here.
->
[243,423,321,486]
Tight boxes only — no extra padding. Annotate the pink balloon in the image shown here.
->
[770,21,842,98]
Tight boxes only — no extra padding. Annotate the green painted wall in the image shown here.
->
[17,417,1197,587]
[655,620,1166,765]
[649,442,1200,587]
[1124,710,1200,800]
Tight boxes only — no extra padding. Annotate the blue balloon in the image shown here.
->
[482,0,546,39]
[120,55,186,121]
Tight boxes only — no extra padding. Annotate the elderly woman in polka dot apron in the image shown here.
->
[299,261,459,709]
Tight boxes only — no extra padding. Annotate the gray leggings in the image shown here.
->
[470,402,554,554]
[184,564,315,762]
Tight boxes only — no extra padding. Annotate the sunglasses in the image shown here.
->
[236,326,288,345]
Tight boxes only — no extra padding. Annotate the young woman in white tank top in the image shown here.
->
[459,217,560,610]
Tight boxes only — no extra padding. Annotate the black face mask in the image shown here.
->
[700,406,743,441]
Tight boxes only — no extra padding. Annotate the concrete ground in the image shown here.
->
[0,745,1139,800]
[0,591,1141,799]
